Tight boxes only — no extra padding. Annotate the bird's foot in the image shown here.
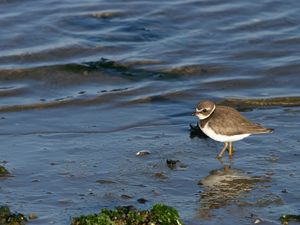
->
[216,154,223,159]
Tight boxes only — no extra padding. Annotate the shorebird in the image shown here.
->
[193,100,273,158]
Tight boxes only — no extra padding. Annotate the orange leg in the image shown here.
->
[228,142,234,157]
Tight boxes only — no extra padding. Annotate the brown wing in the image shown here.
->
[208,106,272,135]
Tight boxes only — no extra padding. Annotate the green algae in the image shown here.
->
[65,58,127,73]
[62,58,144,80]
[150,204,183,225]
[0,206,27,225]
[61,58,181,81]
[71,204,184,225]
[0,165,10,177]
[221,97,300,108]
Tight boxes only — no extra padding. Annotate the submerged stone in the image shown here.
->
[137,198,147,204]
[166,159,180,170]
[28,213,38,220]
[166,159,187,170]
[71,203,184,225]
[154,172,168,179]
[96,179,116,184]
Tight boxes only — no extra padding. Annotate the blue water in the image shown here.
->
[0,0,300,224]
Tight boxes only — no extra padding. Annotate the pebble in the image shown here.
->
[29,213,38,220]
[254,218,262,224]
[136,150,150,156]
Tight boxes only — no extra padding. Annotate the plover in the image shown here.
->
[194,100,273,158]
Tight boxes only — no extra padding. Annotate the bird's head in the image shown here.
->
[193,100,216,120]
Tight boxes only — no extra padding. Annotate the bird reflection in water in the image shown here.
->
[197,165,270,219]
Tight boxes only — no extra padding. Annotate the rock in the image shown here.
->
[166,159,187,170]
[28,213,38,220]
[0,166,10,177]
[254,218,262,224]
[0,205,27,225]
[280,214,300,225]
[137,198,148,204]
[136,150,150,156]
[166,159,180,170]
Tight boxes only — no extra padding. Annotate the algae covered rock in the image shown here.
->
[71,204,184,225]
[0,206,27,225]
[0,165,10,177]
[280,214,300,225]
[150,204,183,225]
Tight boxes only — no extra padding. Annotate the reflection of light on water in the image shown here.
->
[198,165,270,219]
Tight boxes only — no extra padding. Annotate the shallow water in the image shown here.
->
[0,0,300,224]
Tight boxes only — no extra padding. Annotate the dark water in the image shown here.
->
[0,0,300,224]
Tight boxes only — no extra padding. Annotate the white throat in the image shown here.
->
[196,105,215,120]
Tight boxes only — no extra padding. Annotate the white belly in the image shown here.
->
[201,123,250,142]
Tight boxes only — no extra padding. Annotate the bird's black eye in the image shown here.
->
[202,109,207,113]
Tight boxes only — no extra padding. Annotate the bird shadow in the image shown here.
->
[189,123,208,139]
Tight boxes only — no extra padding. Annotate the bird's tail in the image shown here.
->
[252,127,274,134]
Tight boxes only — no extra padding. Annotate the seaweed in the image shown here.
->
[221,97,300,108]
[280,214,300,225]
[61,58,179,81]
[0,165,10,177]
[71,204,184,225]
[150,204,183,225]
[0,206,27,225]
